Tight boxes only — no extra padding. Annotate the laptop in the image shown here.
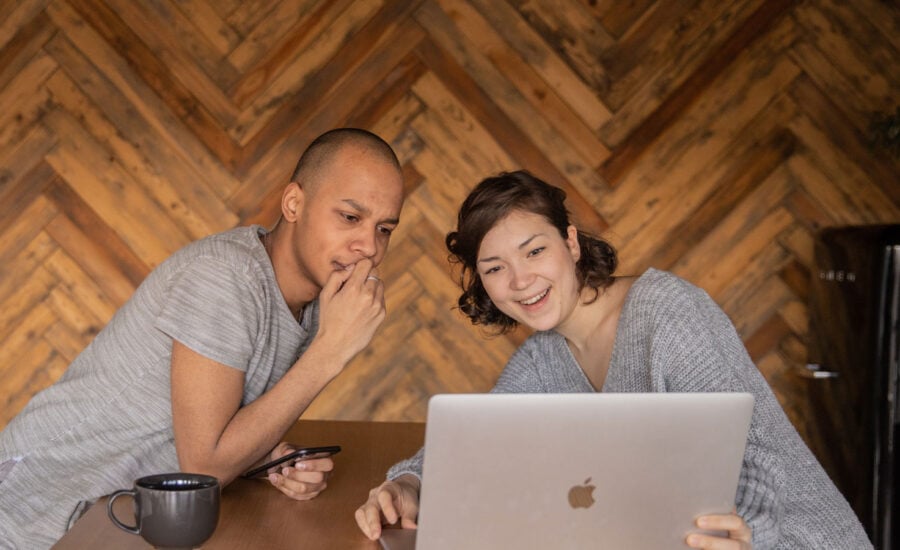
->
[380,392,754,550]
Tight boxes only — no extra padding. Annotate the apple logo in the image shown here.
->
[567,477,596,509]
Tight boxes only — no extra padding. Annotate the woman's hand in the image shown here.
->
[686,512,752,549]
[354,474,421,540]
[265,442,334,501]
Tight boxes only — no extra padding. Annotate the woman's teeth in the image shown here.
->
[520,289,548,305]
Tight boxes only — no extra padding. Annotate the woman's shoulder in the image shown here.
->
[626,268,707,306]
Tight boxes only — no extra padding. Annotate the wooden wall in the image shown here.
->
[0,0,898,450]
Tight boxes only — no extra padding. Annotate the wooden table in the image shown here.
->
[53,420,425,549]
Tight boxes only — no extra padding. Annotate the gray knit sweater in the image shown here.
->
[388,269,872,549]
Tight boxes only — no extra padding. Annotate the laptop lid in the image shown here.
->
[412,392,754,550]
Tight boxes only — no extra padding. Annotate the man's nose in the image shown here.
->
[351,228,377,259]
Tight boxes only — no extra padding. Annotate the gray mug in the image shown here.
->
[107,473,220,549]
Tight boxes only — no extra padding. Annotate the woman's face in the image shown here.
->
[476,210,581,332]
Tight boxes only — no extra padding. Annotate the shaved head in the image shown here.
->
[291,128,400,193]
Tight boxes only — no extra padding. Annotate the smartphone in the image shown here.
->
[241,445,341,479]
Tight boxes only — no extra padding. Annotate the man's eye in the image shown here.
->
[341,213,359,223]
[378,226,394,236]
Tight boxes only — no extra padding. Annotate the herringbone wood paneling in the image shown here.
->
[1,1,898,453]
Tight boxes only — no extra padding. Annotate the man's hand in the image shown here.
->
[264,442,334,501]
[312,258,386,371]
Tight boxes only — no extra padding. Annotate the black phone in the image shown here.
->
[241,445,341,479]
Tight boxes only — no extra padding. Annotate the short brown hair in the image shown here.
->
[445,171,617,333]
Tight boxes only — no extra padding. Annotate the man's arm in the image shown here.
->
[171,259,385,486]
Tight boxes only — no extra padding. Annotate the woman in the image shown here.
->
[356,171,871,549]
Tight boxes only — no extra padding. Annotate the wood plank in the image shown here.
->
[230,4,427,215]
[590,0,659,39]
[0,259,57,343]
[169,0,241,56]
[43,249,118,325]
[0,339,62,426]
[653,127,798,271]
[45,213,137,307]
[0,160,57,236]
[415,36,608,235]
[44,110,192,267]
[464,0,612,131]
[600,49,800,234]
[0,0,49,51]
[43,178,151,289]
[45,70,240,239]
[789,112,900,220]
[100,0,241,107]
[0,195,57,267]
[0,50,55,152]
[228,0,384,144]
[226,0,334,76]
[671,169,795,299]
[600,0,796,183]
[417,1,610,206]
[45,2,244,195]
[505,0,615,93]
[437,0,610,166]
[787,74,900,201]
[0,11,54,92]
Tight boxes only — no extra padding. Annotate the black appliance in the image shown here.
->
[806,224,899,549]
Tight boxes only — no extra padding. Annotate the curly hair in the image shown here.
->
[445,171,618,333]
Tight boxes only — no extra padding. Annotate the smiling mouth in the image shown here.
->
[519,288,549,306]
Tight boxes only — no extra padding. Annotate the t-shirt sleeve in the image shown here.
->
[155,257,262,372]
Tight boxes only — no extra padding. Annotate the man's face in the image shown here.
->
[290,146,404,291]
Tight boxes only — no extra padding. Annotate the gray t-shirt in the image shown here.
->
[388,269,871,549]
[0,225,318,549]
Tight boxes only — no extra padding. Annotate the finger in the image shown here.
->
[321,263,356,300]
[685,532,743,550]
[354,505,381,540]
[293,457,334,473]
[697,514,752,542]
[282,467,327,485]
[346,258,374,287]
[400,516,418,529]
[376,487,399,524]
[270,442,295,459]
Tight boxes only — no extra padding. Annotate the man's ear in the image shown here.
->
[566,225,581,262]
[282,182,304,222]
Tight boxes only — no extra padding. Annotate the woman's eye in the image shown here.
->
[528,247,545,257]
[483,266,500,275]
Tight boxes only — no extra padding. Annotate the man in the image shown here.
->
[0,128,405,548]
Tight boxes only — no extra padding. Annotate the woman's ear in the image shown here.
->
[281,182,304,222]
[566,225,581,262]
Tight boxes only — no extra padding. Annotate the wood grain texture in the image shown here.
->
[0,0,898,450]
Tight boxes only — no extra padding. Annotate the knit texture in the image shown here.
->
[388,269,872,549]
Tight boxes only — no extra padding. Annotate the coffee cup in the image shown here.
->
[107,472,220,549]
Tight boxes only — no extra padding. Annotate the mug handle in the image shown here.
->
[107,489,140,534]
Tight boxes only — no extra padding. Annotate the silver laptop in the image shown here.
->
[381,392,753,550]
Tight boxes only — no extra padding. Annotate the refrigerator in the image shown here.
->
[806,224,899,549]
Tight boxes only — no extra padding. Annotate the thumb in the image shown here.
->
[321,265,355,301]
[400,516,418,529]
